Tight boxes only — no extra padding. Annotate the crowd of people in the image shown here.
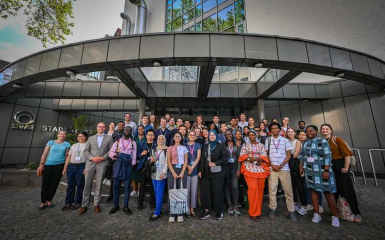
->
[36,112,362,227]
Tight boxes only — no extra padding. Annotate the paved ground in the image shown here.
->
[0,177,385,240]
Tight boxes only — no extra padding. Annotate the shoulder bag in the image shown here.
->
[208,144,222,173]
[332,136,356,166]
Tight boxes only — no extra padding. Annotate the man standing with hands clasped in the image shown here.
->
[266,122,298,222]
[79,122,114,215]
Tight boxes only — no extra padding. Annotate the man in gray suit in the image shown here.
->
[79,122,114,214]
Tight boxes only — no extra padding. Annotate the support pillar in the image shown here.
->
[138,98,146,125]
[257,99,265,122]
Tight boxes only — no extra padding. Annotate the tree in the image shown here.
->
[0,0,76,47]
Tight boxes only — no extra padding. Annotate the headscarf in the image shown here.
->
[208,130,218,151]
[156,135,168,150]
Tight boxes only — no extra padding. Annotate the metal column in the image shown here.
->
[257,99,265,122]
[138,98,146,125]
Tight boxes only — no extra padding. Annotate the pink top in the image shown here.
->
[109,138,137,165]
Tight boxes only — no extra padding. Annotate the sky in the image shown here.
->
[0,0,126,62]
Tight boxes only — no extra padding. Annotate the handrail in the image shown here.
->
[351,148,366,185]
[368,149,385,186]
[350,171,356,183]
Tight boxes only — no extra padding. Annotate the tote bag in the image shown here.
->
[337,196,354,221]
[169,179,188,215]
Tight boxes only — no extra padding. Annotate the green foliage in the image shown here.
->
[0,0,76,47]
[66,115,95,145]
[28,162,39,170]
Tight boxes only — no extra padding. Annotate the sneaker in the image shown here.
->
[268,209,276,219]
[297,206,307,216]
[169,216,175,223]
[305,204,314,211]
[200,211,210,220]
[177,216,184,223]
[216,212,224,220]
[135,191,139,196]
[228,206,234,215]
[290,212,298,222]
[312,213,322,223]
[331,216,340,227]
[234,206,241,216]
[319,206,324,214]
[130,191,137,196]
[294,204,300,212]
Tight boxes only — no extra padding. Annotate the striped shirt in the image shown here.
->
[265,136,292,171]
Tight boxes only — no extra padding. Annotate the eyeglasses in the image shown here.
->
[174,136,181,138]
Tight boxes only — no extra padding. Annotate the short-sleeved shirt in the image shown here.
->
[171,145,189,165]
[265,136,292,171]
[45,140,71,165]
[68,143,87,164]
[184,142,202,176]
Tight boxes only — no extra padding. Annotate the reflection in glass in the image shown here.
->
[218,0,228,5]
[166,23,172,32]
[0,67,13,86]
[195,4,202,18]
[195,21,202,31]
[173,0,182,19]
[218,4,234,31]
[223,26,235,32]
[213,67,269,82]
[203,0,216,13]
[141,66,199,82]
[237,24,244,33]
[235,0,245,24]
[172,17,182,30]
[183,10,194,25]
[184,25,195,31]
[167,4,172,22]
[183,0,194,12]
[203,13,217,31]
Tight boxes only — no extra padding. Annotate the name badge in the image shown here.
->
[228,158,235,163]
[75,157,81,161]
[175,164,182,169]
[307,157,315,163]
[156,163,162,168]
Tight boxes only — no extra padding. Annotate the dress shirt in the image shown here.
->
[109,138,137,165]
[97,133,105,148]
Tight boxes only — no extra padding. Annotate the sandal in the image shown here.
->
[250,216,259,222]
[149,214,159,221]
[38,205,46,210]
[354,215,362,223]
[47,204,55,208]
[191,213,197,217]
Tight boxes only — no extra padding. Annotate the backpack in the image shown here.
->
[331,136,356,166]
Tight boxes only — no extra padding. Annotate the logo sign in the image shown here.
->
[11,111,35,130]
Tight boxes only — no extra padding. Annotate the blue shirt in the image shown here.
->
[96,134,105,148]
[184,142,202,176]
[45,140,71,165]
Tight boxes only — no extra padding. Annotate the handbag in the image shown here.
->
[337,196,354,221]
[332,136,356,166]
[208,144,221,173]
[169,179,188,215]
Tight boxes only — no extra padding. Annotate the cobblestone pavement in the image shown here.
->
[1,178,385,240]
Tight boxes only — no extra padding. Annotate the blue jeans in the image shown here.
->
[152,179,166,216]
[303,181,323,206]
[65,163,85,204]
[113,178,131,207]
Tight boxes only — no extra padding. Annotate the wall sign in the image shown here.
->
[41,126,93,134]
[11,111,35,130]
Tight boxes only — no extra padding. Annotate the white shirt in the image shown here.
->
[238,121,248,132]
[69,143,86,164]
[265,136,293,171]
[176,146,188,165]
[96,134,105,148]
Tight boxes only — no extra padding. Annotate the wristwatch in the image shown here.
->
[324,169,329,172]
[40,163,45,165]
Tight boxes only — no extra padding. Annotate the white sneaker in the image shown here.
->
[130,191,137,196]
[331,216,340,227]
[319,206,324,213]
[177,216,184,223]
[305,204,314,211]
[169,216,175,223]
[312,213,322,223]
[294,204,300,212]
[136,191,139,196]
[297,206,307,216]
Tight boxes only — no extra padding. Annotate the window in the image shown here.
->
[172,17,182,30]
[195,4,202,18]
[196,0,202,4]
[203,13,217,31]
[218,4,234,31]
[182,0,194,12]
[235,0,245,24]
[195,21,202,31]
[223,26,235,32]
[237,24,244,33]
[173,0,182,19]
[166,23,172,32]
[203,0,216,13]
[183,9,194,24]
[184,25,195,31]
[167,4,172,22]
[218,0,227,5]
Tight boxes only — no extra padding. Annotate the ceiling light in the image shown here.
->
[335,72,345,78]
[66,70,76,76]
[13,83,22,89]
[152,60,162,67]
[254,62,264,68]
[302,99,309,103]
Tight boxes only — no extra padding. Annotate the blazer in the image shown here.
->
[155,128,172,146]
[199,143,229,178]
[84,134,114,167]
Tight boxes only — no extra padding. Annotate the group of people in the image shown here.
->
[36,113,362,227]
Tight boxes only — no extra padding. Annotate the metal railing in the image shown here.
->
[368,149,385,186]
[351,148,366,185]
[350,170,356,183]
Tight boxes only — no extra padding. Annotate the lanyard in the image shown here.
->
[228,144,233,155]
[161,129,166,136]
[121,138,131,152]
[77,143,85,156]
[188,144,195,157]
[272,137,281,151]
[155,150,162,161]
[147,144,154,156]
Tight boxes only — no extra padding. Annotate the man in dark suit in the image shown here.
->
[155,117,171,146]
[79,122,114,215]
